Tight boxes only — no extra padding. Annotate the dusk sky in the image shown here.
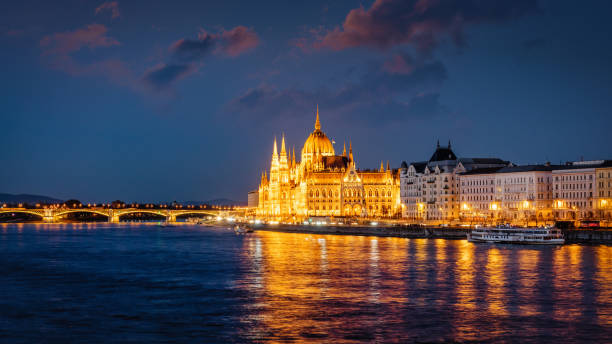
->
[2,0,611,203]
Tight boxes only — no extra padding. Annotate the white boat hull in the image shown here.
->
[468,226,565,245]
[467,234,564,245]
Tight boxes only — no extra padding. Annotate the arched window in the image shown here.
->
[322,189,326,198]
[316,190,319,197]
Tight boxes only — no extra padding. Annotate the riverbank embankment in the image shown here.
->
[252,224,612,244]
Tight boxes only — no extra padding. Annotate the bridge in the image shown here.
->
[0,207,239,223]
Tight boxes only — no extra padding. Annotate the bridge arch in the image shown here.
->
[54,209,110,219]
[171,211,219,218]
[0,209,44,220]
[115,210,168,220]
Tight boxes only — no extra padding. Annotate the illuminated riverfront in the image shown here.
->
[3,0,612,342]
[1,223,611,342]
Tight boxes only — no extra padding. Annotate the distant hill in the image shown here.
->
[0,193,63,204]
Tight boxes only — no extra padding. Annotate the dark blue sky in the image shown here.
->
[2,0,611,203]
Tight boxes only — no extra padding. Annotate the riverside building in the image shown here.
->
[255,107,400,220]
[596,162,612,221]
[459,165,557,224]
[399,142,509,223]
[552,160,612,221]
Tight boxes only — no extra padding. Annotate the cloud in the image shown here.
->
[142,26,259,90]
[95,1,120,19]
[220,26,260,56]
[313,0,539,52]
[170,26,259,62]
[141,63,195,91]
[226,54,447,124]
[40,24,119,55]
[171,34,216,62]
[39,24,129,85]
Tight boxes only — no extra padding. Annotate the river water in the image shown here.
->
[0,223,611,343]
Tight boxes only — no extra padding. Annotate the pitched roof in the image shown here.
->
[496,165,561,173]
[459,167,505,175]
[429,147,457,162]
[409,161,428,173]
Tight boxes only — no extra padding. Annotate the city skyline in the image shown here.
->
[2,0,612,203]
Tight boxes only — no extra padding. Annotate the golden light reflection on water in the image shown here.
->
[485,248,508,316]
[1,224,611,342]
[517,248,540,317]
[237,232,612,342]
[596,245,612,326]
[552,245,584,322]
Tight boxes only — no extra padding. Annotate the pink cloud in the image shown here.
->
[218,26,259,56]
[39,24,131,88]
[40,24,119,55]
[314,0,538,52]
[95,1,121,19]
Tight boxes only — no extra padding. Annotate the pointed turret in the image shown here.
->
[386,160,390,172]
[342,141,347,157]
[279,134,288,168]
[273,137,278,157]
[315,104,321,131]
[380,160,384,172]
[349,140,354,164]
[292,146,296,166]
[280,134,287,155]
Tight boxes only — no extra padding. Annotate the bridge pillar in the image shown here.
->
[167,212,176,223]
[108,210,120,223]
[43,209,56,222]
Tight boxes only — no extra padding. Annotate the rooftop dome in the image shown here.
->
[301,106,335,158]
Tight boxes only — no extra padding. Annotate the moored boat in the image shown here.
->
[468,225,564,245]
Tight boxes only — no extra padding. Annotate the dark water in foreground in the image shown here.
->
[0,223,611,343]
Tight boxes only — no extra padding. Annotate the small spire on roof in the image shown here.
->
[315,104,321,130]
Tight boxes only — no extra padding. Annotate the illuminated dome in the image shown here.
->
[301,106,335,158]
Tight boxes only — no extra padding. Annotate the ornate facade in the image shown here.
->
[256,107,400,220]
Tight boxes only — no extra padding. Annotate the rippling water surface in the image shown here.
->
[1,223,611,343]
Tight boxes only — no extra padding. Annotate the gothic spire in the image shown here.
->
[342,141,347,157]
[280,133,287,155]
[387,160,390,171]
[380,160,384,172]
[273,137,278,156]
[315,104,321,131]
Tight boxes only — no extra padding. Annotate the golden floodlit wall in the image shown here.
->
[256,107,400,220]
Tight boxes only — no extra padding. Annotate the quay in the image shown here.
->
[250,223,612,244]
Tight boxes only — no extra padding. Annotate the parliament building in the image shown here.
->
[255,107,400,220]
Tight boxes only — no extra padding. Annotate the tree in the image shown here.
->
[64,199,82,208]
[111,200,125,208]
